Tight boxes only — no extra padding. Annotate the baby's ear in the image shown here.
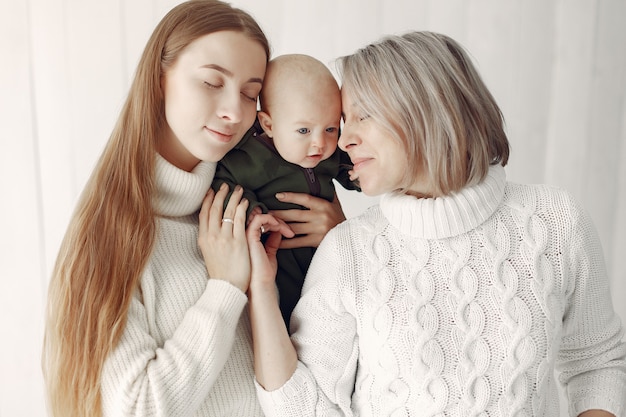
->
[257,111,273,137]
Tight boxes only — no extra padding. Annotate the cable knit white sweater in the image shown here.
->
[100,154,263,416]
[256,165,626,417]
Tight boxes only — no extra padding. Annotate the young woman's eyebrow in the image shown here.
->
[200,63,263,84]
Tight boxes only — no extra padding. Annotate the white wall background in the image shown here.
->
[1,0,625,415]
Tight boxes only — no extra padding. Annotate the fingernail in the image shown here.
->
[220,183,228,190]
[235,185,242,192]
[275,192,285,200]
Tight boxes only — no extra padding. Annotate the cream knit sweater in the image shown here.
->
[257,165,626,416]
[101,155,262,416]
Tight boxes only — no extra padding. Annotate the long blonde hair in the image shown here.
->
[42,2,269,416]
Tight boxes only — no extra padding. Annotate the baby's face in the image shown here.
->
[270,89,341,168]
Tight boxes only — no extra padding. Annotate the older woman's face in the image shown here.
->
[159,30,266,171]
[339,88,417,196]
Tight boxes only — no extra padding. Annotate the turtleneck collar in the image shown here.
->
[379,164,506,239]
[154,153,217,217]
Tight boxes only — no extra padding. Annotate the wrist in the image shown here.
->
[249,280,278,299]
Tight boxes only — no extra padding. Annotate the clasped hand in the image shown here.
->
[198,183,294,293]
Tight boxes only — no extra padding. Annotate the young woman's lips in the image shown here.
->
[205,126,234,143]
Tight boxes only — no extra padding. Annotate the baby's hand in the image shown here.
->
[246,205,263,228]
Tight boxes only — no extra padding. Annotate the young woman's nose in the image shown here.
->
[217,91,243,123]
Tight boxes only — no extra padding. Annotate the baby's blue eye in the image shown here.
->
[297,128,310,134]
[326,127,338,133]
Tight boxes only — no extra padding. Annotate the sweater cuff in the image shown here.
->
[572,397,624,417]
[196,278,248,325]
[255,361,317,415]
[570,371,626,417]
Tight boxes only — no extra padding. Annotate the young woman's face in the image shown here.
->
[339,88,431,197]
[160,30,267,171]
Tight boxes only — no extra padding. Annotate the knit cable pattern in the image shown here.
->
[257,166,626,417]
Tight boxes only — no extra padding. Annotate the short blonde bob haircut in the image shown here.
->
[336,31,509,196]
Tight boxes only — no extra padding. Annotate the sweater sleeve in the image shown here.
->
[334,149,360,192]
[256,228,359,416]
[212,158,267,216]
[211,127,268,217]
[100,276,249,417]
[556,192,626,416]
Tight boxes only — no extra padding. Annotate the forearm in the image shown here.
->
[101,280,248,416]
[249,281,298,391]
[578,411,615,417]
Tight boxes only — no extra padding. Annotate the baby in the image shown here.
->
[212,54,359,327]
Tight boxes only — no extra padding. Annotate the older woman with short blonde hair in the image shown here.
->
[245,31,626,417]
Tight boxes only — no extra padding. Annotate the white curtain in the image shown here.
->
[1,0,624,415]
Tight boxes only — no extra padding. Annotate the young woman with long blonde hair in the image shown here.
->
[42,1,343,416]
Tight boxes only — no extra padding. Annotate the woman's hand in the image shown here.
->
[198,183,251,292]
[246,213,295,291]
[246,213,298,390]
[270,192,346,249]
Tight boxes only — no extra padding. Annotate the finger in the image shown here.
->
[269,208,312,223]
[263,231,283,257]
[269,210,330,237]
[210,183,229,230]
[199,188,216,233]
[271,193,345,224]
[279,234,320,249]
[275,192,322,210]
[248,214,295,240]
[281,221,320,236]
[222,185,244,229]
[246,213,267,243]
[233,197,249,237]
[265,215,295,239]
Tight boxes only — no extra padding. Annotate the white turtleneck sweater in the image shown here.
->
[256,165,626,417]
[101,155,263,416]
